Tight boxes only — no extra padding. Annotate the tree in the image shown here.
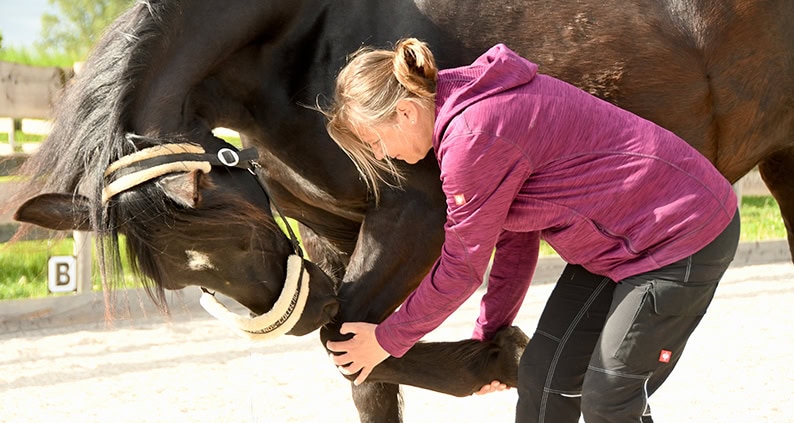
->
[38,0,134,60]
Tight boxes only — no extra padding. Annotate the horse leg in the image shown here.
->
[367,325,530,397]
[350,382,403,423]
[758,147,794,259]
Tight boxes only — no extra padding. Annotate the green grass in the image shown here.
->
[0,236,138,300]
[0,132,46,155]
[0,238,74,299]
[0,196,786,300]
[739,195,786,242]
[0,46,77,68]
[0,132,46,144]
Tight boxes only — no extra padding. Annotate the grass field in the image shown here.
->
[0,131,46,144]
[0,196,787,300]
[0,48,77,68]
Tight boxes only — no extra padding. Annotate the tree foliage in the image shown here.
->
[38,0,134,61]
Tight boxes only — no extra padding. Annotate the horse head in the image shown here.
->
[12,1,340,338]
[15,131,339,337]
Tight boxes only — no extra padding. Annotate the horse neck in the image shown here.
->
[128,0,307,135]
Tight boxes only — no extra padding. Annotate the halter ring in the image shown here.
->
[217,148,240,167]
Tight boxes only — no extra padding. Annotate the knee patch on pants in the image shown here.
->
[520,330,589,396]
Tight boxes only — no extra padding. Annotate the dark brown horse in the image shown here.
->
[12,1,794,422]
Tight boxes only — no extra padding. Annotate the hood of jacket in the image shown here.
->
[433,44,538,144]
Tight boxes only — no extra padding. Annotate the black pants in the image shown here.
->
[516,211,740,423]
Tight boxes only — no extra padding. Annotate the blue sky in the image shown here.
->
[0,0,54,47]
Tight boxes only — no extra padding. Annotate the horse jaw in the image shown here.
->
[199,254,310,340]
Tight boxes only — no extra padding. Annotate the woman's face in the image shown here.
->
[357,101,434,164]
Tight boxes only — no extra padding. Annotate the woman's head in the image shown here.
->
[323,38,438,201]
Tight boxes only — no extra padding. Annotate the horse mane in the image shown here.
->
[19,1,178,196]
[12,1,192,313]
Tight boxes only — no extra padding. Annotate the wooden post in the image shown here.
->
[7,119,15,149]
[73,231,93,294]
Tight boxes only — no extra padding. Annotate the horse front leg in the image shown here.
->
[318,177,446,422]
[367,326,530,397]
[759,147,794,260]
[351,382,403,423]
[321,322,405,423]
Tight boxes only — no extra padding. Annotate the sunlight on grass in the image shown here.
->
[0,132,46,144]
[0,47,77,68]
[740,196,786,242]
[0,237,139,300]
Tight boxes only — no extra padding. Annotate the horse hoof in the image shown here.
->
[492,325,530,387]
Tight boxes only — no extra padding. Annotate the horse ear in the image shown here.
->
[158,170,202,208]
[14,193,92,231]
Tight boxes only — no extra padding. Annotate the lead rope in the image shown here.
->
[247,161,303,258]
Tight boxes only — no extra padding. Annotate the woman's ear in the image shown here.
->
[395,99,419,125]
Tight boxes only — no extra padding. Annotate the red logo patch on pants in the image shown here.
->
[659,349,672,363]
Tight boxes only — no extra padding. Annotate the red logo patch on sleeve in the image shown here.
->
[659,349,672,363]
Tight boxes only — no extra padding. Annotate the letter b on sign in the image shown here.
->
[48,256,77,293]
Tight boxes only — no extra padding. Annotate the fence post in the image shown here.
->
[7,119,15,149]
[73,231,93,294]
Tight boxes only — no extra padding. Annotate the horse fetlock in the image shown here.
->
[491,325,530,387]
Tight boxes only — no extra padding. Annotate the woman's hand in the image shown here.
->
[326,322,390,385]
[474,380,509,395]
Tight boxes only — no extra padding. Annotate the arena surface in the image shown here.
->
[2,261,793,422]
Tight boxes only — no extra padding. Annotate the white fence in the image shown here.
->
[1,61,92,294]
[0,60,71,150]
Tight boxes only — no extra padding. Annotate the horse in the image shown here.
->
[11,1,794,422]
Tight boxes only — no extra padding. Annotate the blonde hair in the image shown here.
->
[322,38,438,202]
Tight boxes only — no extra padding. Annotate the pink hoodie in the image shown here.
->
[376,44,737,358]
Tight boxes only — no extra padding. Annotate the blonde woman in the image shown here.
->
[324,39,739,423]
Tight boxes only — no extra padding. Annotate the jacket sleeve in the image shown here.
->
[375,132,533,357]
[473,229,539,341]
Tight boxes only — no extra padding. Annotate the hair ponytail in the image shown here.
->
[393,38,437,98]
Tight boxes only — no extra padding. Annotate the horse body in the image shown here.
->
[13,1,794,422]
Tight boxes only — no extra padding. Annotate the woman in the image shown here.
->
[323,38,739,423]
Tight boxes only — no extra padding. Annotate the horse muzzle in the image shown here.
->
[199,254,309,340]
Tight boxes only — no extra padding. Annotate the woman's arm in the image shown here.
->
[473,230,539,341]
[376,131,533,357]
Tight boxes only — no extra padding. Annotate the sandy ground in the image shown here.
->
[2,262,793,423]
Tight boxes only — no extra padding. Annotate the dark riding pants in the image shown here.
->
[516,210,740,423]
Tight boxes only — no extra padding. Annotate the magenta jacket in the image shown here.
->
[376,44,737,358]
